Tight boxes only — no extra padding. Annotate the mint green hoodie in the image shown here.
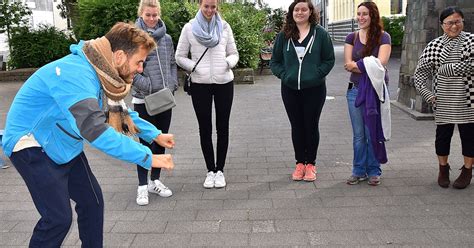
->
[270,24,335,90]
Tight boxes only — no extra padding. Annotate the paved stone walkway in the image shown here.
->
[1,45,474,247]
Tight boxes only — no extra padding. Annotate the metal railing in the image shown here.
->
[328,19,356,43]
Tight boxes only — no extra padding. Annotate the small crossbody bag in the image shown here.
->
[144,48,176,115]
[183,48,209,95]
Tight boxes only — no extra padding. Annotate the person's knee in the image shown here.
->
[353,135,365,143]
[198,127,212,137]
[52,213,73,231]
[216,128,229,137]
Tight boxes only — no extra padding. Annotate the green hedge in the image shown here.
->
[160,0,195,48]
[220,3,266,68]
[74,0,267,69]
[74,0,137,40]
[382,16,405,46]
[8,1,268,69]
[8,25,75,69]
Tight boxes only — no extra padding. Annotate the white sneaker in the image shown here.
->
[136,185,149,206]
[214,171,226,188]
[203,171,216,188]
[148,179,173,197]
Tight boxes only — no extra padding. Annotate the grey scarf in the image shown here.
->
[191,10,222,48]
[136,17,166,41]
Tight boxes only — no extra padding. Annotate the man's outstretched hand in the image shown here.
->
[151,154,174,170]
[154,133,175,149]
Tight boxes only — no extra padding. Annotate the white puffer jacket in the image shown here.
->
[175,19,239,84]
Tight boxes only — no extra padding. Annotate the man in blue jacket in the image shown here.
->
[2,22,175,247]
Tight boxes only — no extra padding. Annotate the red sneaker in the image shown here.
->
[292,163,305,181]
[303,164,317,181]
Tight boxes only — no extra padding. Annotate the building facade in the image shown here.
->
[327,0,408,42]
[329,0,407,22]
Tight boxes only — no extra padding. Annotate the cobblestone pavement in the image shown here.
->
[1,45,473,247]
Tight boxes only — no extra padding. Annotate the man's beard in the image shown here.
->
[117,63,133,84]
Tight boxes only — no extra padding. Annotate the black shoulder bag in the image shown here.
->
[184,48,209,95]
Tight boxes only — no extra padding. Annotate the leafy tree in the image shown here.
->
[75,0,137,40]
[269,8,286,33]
[73,0,267,69]
[382,16,406,46]
[262,7,286,45]
[161,0,194,46]
[220,2,266,68]
[9,24,76,69]
[0,0,32,54]
[57,0,78,32]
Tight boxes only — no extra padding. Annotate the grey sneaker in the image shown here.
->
[346,175,368,185]
[368,176,381,186]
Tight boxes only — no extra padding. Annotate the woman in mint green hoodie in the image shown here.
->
[270,0,335,182]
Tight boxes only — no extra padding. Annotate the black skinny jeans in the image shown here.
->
[134,103,172,186]
[281,83,326,165]
[191,82,234,172]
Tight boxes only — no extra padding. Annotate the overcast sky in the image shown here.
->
[263,0,290,10]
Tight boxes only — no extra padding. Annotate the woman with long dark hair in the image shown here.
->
[271,0,335,182]
[343,2,391,186]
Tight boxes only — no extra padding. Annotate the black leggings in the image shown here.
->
[191,82,234,172]
[281,83,326,165]
[134,103,172,186]
[435,123,474,157]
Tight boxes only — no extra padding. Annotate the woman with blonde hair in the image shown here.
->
[175,0,238,189]
[133,0,177,205]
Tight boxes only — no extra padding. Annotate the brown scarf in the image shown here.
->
[82,37,140,135]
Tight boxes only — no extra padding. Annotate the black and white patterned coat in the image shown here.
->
[414,31,474,124]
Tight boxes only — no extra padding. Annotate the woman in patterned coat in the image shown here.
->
[414,6,474,189]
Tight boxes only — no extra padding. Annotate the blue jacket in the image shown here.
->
[2,41,160,169]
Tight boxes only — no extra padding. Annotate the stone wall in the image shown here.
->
[0,68,38,82]
[398,0,474,114]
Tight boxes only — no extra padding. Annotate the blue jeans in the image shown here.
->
[346,87,381,177]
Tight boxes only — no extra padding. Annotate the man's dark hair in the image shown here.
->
[105,22,155,55]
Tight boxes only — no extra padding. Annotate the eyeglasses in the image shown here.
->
[442,20,464,27]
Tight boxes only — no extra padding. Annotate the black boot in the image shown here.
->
[453,165,472,189]
[438,164,450,188]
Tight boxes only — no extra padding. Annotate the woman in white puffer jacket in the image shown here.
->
[175,0,238,189]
